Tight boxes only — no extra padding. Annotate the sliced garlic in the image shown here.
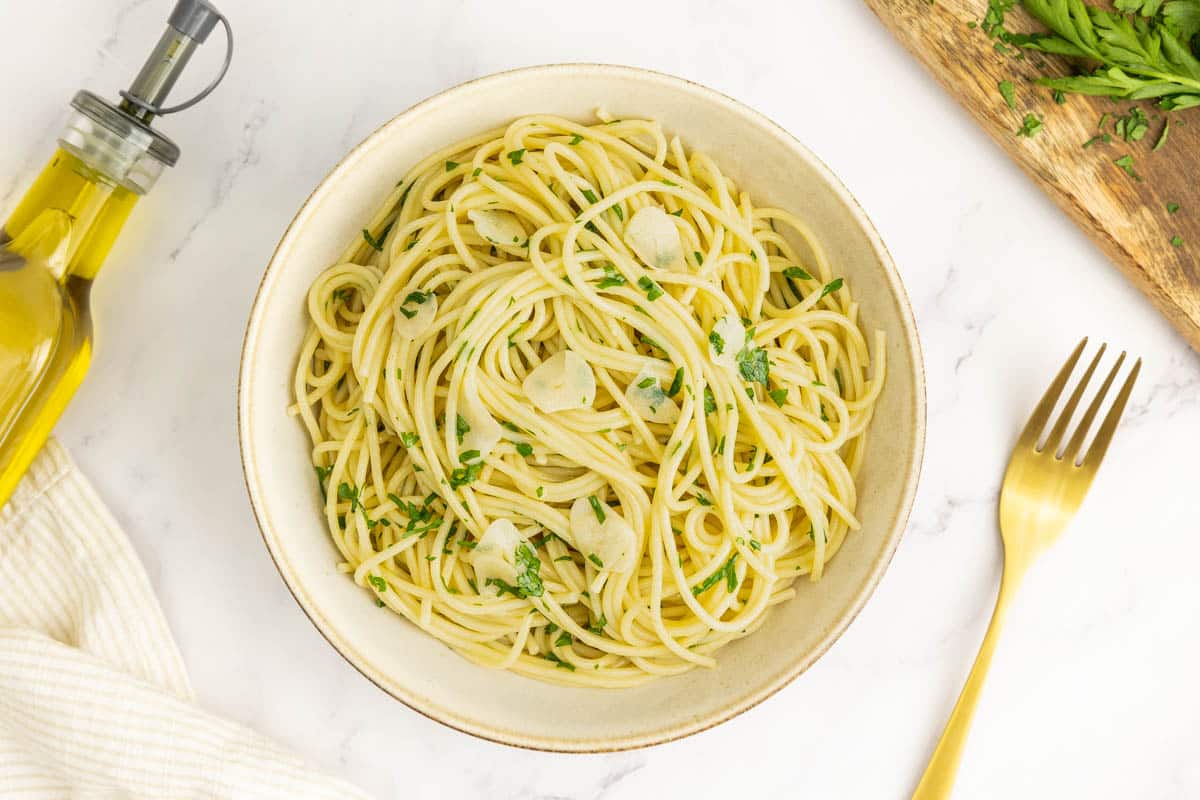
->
[623,206,684,271]
[392,290,438,338]
[468,518,521,596]
[625,364,680,424]
[569,498,637,574]
[707,315,746,371]
[522,350,596,413]
[459,376,502,461]
[468,209,527,248]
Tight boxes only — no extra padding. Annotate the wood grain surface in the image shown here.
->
[865,0,1200,350]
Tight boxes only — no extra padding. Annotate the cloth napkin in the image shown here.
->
[0,440,370,799]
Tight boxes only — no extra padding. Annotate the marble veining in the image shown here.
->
[3,1,1199,798]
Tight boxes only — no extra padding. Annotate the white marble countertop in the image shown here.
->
[5,1,1200,797]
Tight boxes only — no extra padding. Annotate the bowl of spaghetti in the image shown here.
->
[239,64,924,751]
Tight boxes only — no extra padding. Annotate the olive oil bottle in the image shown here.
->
[0,0,232,506]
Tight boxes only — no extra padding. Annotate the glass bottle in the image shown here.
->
[0,0,232,506]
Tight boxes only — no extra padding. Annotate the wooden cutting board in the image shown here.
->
[865,0,1200,351]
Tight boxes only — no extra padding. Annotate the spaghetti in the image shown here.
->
[293,114,884,686]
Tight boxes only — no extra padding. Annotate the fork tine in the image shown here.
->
[1079,357,1141,468]
[1016,338,1087,451]
[1046,343,1106,455]
[1063,351,1125,464]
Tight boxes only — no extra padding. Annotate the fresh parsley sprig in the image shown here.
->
[1009,0,1200,110]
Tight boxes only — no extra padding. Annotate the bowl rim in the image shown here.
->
[238,62,927,753]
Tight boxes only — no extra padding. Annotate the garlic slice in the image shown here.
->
[393,290,438,338]
[623,206,684,271]
[522,350,596,413]
[625,364,680,424]
[707,315,746,371]
[468,209,527,248]
[569,498,637,574]
[468,518,521,596]
[459,377,502,462]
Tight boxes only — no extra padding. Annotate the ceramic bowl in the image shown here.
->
[239,64,925,752]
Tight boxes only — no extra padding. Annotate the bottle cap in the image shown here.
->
[59,1,233,193]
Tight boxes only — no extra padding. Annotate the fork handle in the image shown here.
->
[912,563,1027,800]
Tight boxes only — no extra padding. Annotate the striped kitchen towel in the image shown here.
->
[0,440,370,799]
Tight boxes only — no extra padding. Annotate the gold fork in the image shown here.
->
[913,338,1141,800]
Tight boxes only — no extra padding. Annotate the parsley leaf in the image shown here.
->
[999,79,1016,108]
[782,266,812,280]
[515,442,534,457]
[455,414,470,445]
[1016,113,1044,137]
[507,148,526,165]
[596,263,627,289]
[708,330,725,356]
[736,346,770,386]
[514,542,544,597]
[637,275,664,301]
[768,388,788,407]
[588,495,607,523]
[544,652,575,671]
[668,367,684,397]
[314,465,333,500]
[819,278,844,299]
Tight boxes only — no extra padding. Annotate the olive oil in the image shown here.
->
[0,151,137,504]
[0,0,231,507]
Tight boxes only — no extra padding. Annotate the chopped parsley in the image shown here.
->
[460,449,480,463]
[544,652,575,671]
[768,388,788,407]
[314,465,333,500]
[998,79,1016,109]
[445,160,459,172]
[338,482,362,513]
[1172,235,1184,247]
[588,495,607,523]
[736,346,770,386]
[708,330,725,355]
[819,278,844,300]
[1167,202,1180,214]
[362,221,394,252]
[1016,113,1043,138]
[1113,107,1149,143]
[587,553,605,569]
[587,615,607,635]
[455,414,470,445]
[637,377,655,389]
[1154,119,1171,152]
[516,442,534,457]
[367,575,387,593]
[692,553,739,596]
[400,431,419,447]
[536,486,544,498]
[696,493,713,507]
[667,367,684,397]
[637,275,664,301]
[507,148,526,166]
[569,134,583,145]
[703,387,717,415]
[554,631,573,647]
[782,266,812,280]
[1114,154,1142,181]
[514,542,544,597]
[596,263,627,289]
[448,461,483,489]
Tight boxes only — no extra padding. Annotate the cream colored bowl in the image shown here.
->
[239,64,925,752]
